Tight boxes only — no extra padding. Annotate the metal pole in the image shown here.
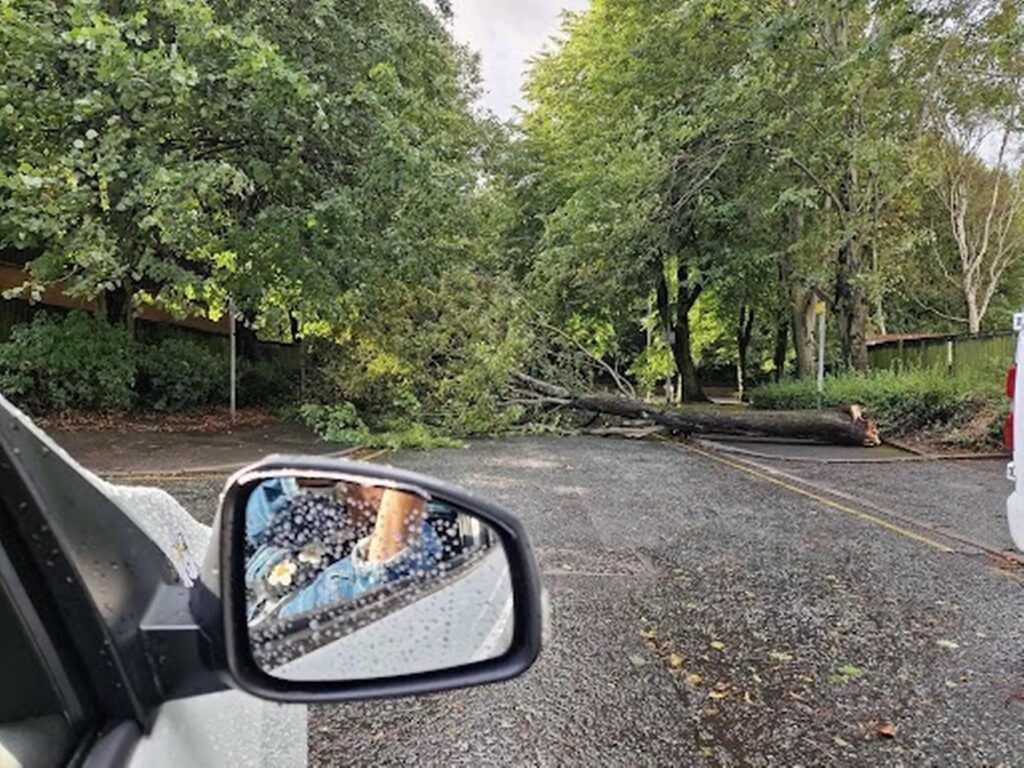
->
[229,297,236,423]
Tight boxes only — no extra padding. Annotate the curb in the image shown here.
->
[103,445,369,481]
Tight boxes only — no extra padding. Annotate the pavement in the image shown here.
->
[50,420,347,475]
[113,434,1023,766]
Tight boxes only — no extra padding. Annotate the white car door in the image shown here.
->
[1,398,308,768]
[1008,311,1023,550]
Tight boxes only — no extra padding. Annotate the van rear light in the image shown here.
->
[1007,365,1017,400]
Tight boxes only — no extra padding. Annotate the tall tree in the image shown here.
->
[920,0,1024,333]
[0,0,319,335]
[517,0,761,401]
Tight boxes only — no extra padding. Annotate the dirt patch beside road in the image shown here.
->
[53,415,346,475]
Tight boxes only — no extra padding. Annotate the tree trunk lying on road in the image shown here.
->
[511,372,880,447]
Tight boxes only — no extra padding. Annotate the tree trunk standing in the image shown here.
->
[655,270,675,404]
[673,263,707,403]
[673,310,705,402]
[791,287,816,379]
[102,278,136,340]
[829,11,868,372]
[870,187,887,336]
[834,160,869,371]
[237,309,260,362]
[937,112,1024,336]
[772,317,788,382]
[656,262,707,403]
[736,305,755,400]
[835,236,869,371]
[965,290,982,335]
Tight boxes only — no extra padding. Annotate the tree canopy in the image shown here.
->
[1,0,1022,423]
[507,0,1023,398]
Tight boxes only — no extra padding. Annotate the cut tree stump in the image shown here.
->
[512,373,880,447]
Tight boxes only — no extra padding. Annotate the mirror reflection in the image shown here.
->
[242,474,513,681]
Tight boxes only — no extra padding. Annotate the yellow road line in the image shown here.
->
[112,471,226,483]
[674,440,954,553]
[355,448,390,463]
[989,566,1024,585]
[105,445,391,483]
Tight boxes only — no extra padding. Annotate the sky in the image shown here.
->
[446,0,590,120]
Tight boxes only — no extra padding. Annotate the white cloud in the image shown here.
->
[446,0,589,120]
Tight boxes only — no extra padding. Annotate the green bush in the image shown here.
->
[297,403,461,450]
[137,338,228,411]
[750,368,1002,436]
[0,311,136,413]
[298,402,366,435]
[238,356,299,406]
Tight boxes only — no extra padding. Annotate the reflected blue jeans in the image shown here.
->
[277,522,442,619]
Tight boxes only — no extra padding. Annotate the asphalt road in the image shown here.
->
[145,436,1024,766]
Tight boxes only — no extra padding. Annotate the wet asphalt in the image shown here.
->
[144,436,1024,766]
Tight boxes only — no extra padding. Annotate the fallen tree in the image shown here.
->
[511,372,881,447]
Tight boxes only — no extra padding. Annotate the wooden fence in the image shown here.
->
[0,297,35,341]
[868,332,1015,375]
[0,297,301,373]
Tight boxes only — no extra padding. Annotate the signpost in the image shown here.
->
[229,297,237,424]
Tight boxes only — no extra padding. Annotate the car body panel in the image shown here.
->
[1008,312,1024,551]
[0,396,308,767]
[273,546,513,682]
[125,691,306,768]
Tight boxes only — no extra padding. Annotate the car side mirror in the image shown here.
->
[217,456,543,702]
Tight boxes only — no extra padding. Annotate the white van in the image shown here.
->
[1008,312,1024,550]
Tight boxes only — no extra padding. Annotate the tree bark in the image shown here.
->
[673,263,707,403]
[655,270,675,404]
[656,261,707,403]
[772,252,792,382]
[736,305,754,401]
[237,309,260,361]
[965,289,982,335]
[512,373,880,447]
[791,287,816,379]
[835,236,869,371]
[772,316,788,382]
[103,278,135,340]
[834,145,869,372]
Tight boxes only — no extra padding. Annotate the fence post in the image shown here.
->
[946,339,954,376]
[897,338,904,373]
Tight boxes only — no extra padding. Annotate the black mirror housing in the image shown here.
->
[216,456,544,703]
